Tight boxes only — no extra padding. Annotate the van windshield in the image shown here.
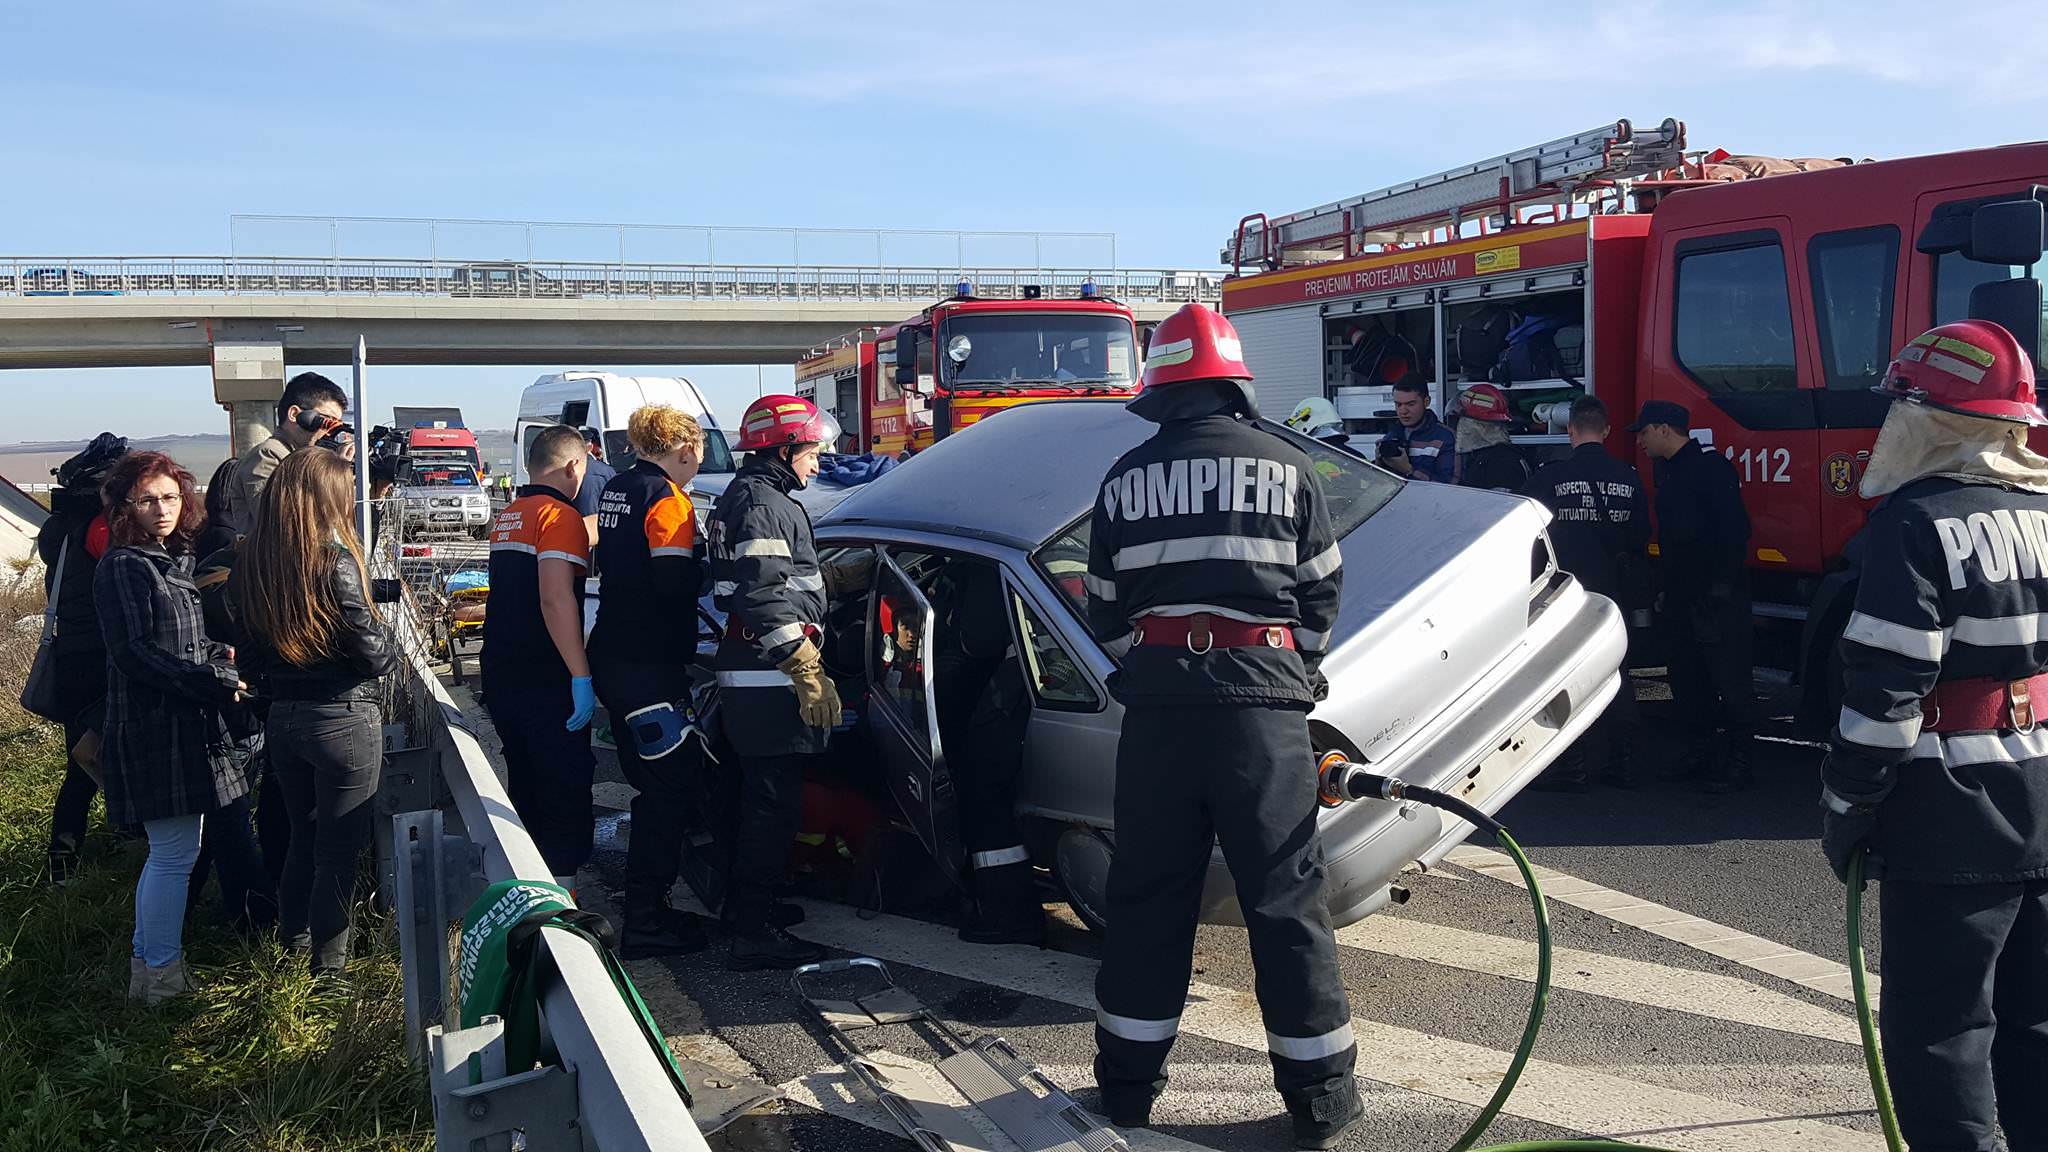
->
[603,427,735,474]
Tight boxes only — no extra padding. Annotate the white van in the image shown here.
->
[513,372,738,494]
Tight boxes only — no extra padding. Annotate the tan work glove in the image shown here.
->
[778,638,843,730]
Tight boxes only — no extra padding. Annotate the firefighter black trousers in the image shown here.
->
[728,752,814,928]
[1094,704,1356,1117]
[592,660,699,915]
[1879,876,2048,1152]
[1661,590,1759,743]
[952,665,1030,864]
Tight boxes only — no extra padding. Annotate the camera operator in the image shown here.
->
[230,373,354,533]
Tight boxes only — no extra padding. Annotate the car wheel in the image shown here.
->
[1053,825,1115,935]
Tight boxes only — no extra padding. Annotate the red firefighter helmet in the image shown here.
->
[1457,382,1513,424]
[735,393,842,452]
[1140,303,1252,392]
[1876,320,2043,426]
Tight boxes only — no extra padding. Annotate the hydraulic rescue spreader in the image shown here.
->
[1314,752,1902,1152]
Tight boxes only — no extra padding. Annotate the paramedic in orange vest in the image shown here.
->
[589,405,713,958]
[481,425,596,892]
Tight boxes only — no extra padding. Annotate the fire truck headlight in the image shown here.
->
[947,335,973,364]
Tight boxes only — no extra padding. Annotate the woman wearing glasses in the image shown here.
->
[93,451,249,1005]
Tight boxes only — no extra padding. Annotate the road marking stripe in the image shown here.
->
[1336,917,1861,1046]
[789,900,1880,1151]
[1442,845,1879,1002]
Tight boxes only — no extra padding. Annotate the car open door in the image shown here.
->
[864,552,964,887]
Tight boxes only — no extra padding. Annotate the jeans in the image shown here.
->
[268,698,382,972]
[133,815,204,968]
[47,650,107,865]
[187,793,274,930]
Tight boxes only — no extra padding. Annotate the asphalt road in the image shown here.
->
[559,669,1894,1152]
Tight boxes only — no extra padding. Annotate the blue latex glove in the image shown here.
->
[566,676,596,732]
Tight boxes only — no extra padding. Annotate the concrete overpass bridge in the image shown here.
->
[0,257,1223,369]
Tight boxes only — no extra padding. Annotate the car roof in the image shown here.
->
[819,400,1141,549]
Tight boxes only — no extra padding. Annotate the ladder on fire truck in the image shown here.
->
[1225,117,1689,272]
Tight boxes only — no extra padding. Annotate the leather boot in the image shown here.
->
[1291,1083,1363,1149]
[1698,732,1756,794]
[959,862,1045,946]
[128,956,146,1001]
[141,959,195,1006]
[621,899,709,960]
[727,924,824,971]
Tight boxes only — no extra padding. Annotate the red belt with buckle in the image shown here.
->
[1921,674,2048,732]
[1132,613,1295,652]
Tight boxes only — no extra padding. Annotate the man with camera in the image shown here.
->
[1375,378,1456,483]
[229,373,355,533]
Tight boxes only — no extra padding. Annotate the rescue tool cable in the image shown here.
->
[1317,753,1904,1152]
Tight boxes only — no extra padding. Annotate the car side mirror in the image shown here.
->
[1970,277,2046,370]
[895,330,921,388]
[1967,197,2046,267]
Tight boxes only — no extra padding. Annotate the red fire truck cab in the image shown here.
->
[797,284,1144,458]
[1222,119,2047,709]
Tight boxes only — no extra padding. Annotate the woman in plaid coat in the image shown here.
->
[94,451,247,1005]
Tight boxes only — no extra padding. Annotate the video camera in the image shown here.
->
[295,409,360,453]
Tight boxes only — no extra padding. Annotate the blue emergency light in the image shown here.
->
[955,279,974,298]
[1080,279,1099,299]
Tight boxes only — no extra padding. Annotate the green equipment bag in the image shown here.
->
[455,879,693,1104]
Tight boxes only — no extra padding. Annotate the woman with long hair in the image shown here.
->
[93,451,248,1004]
[231,449,394,975]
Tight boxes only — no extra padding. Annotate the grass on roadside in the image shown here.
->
[0,732,432,1152]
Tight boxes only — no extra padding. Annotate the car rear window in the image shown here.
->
[1033,423,1401,619]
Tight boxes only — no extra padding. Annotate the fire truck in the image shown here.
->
[1220,118,2048,710]
[795,283,1144,457]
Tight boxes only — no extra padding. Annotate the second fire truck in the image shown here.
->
[797,282,1145,457]
[1218,117,2047,712]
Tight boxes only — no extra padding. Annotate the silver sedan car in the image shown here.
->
[717,399,1625,930]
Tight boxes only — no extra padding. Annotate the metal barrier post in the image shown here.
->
[394,808,450,1063]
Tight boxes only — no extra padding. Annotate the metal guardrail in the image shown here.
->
[0,258,1224,304]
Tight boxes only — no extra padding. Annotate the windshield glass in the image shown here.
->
[941,312,1138,391]
[406,463,479,488]
[1033,423,1402,624]
[604,425,735,474]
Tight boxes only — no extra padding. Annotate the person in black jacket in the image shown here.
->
[35,432,126,885]
[1522,396,1649,788]
[1820,321,2048,1150]
[589,407,710,957]
[1631,400,1757,792]
[709,393,843,971]
[1083,305,1359,1148]
[1453,383,1530,491]
[231,449,396,974]
[94,451,248,1005]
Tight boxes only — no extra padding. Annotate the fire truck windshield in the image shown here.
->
[940,313,1138,391]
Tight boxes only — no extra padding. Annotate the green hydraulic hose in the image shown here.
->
[1848,850,1904,1152]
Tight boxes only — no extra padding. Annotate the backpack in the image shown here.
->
[1495,314,1582,386]
[1453,306,1515,378]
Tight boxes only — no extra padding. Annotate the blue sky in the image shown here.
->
[4,0,2046,440]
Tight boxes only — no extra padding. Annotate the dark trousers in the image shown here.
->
[1094,704,1356,1117]
[486,678,596,880]
[592,660,698,914]
[187,791,274,930]
[729,753,812,928]
[268,698,383,972]
[1564,668,1638,783]
[1662,590,1759,744]
[1880,877,2048,1152]
[953,667,1030,862]
[47,651,106,864]
[255,759,291,893]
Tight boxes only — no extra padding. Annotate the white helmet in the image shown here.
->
[1286,396,1344,437]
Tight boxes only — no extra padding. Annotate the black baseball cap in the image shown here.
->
[579,426,603,446]
[1625,400,1690,432]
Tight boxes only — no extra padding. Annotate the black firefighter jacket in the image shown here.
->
[1085,406,1343,708]
[710,457,831,757]
[1827,476,2048,884]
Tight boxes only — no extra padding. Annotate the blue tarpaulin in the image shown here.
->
[818,453,900,487]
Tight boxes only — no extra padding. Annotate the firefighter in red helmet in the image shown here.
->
[1824,319,2048,1150]
[1083,304,1361,1146]
[708,393,849,971]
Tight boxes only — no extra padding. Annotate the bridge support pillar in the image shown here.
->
[212,341,286,456]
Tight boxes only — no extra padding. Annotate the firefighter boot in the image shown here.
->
[1698,733,1756,795]
[621,894,709,960]
[1291,1082,1364,1150]
[959,862,1046,946]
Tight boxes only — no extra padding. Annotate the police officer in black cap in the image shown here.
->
[1630,398,1758,791]
[1523,395,1649,788]
[1084,303,1359,1148]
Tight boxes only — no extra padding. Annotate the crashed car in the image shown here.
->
[691,399,1625,929]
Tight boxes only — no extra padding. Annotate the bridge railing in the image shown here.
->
[0,257,1224,304]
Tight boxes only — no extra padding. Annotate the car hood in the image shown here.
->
[1316,481,1548,761]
